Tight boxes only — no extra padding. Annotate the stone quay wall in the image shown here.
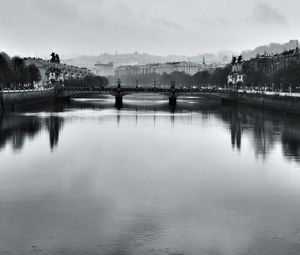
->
[237,93,300,115]
[0,88,55,111]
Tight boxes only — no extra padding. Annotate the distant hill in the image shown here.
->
[62,51,234,70]
[241,40,299,60]
[61,40,300,70]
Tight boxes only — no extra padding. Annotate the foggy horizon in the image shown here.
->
[1,41,298,61]
[1,0,300,58]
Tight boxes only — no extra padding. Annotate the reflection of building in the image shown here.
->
[217,106,300,160]
[24,58,93,88]
[94,62,114,76]
[114,61,211,77]
[47,116,64,150]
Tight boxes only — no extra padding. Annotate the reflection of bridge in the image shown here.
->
[2,99,300,161]
[57,80,237,106]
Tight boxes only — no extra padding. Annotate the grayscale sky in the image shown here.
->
[0,0,298,57]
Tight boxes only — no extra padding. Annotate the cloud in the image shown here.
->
[198,17,231,26]
[156,18,185,31]
[0,0,298,57]
[252,3,288,26]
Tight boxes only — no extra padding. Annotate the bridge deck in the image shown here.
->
[58,87,237,100]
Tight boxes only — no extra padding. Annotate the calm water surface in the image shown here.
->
[0,95,300,255]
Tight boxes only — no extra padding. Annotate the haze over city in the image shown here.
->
[1,0,299,58]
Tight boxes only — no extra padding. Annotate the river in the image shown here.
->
[0,95,300,255]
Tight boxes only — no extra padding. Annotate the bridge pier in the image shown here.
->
[169,80,177,106]
[115,79,123,107]
[115,94,123,107]
[169,95,177,105]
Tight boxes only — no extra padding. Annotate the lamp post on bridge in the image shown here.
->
[152,80,157,92]
[117,79,121,90]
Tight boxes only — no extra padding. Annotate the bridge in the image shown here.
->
[57,80,237,106]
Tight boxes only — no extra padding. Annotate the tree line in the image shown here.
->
[0,51,109,90]
[0,52,41,89]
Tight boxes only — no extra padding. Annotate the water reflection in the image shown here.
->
[0,107,64,152]
[1,95,300,163]
[0,112,41,151]
[1,96,300,254]
[215,106,300,162]
[46,116,64,150]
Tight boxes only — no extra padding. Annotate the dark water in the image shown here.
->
[1,94,300,255]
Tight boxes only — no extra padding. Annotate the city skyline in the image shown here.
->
[1,0,299,58]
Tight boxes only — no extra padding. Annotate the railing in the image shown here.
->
[62,86,198,93]
[237,89,300,98]
[1,87,54,93]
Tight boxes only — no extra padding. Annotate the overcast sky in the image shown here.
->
[0,0,299,58]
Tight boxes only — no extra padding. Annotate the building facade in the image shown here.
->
[24,58,92,87]
[114,61,209,77]
[245,47,300,77]
[94,62,114,77]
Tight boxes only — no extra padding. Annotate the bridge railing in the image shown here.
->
[61,86,300,97]
[61,86,225,93]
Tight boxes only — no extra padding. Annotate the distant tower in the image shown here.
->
[202,56,206,65]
